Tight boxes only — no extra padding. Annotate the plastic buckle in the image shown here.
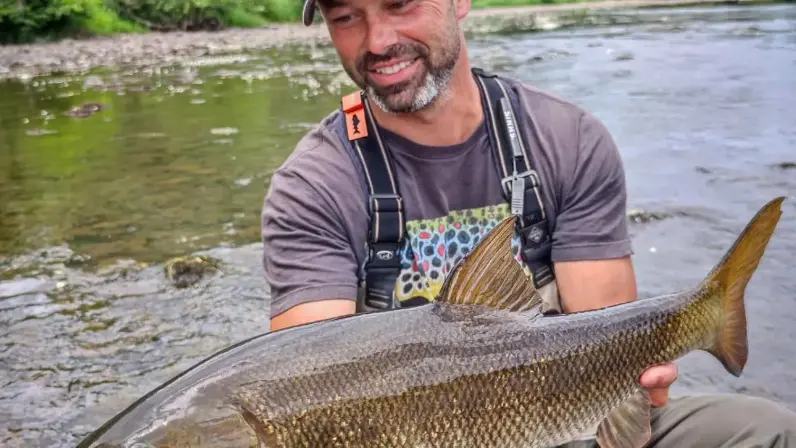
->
[500,169,539,193]
[363,242,402,311]
[526,258,554,287]
[361,278,397,310]
[500,170,539,209]
[367,242,402,266]
[369,194,403,214]
[519,222,554,288]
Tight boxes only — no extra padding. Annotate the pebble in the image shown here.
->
[0,25,332,81]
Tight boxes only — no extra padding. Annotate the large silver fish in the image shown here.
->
[77,196,785,448]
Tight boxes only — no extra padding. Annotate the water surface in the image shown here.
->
[0,3,794,447]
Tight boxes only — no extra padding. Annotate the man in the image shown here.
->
[261,0,796,444]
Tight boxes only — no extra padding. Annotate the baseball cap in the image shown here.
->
[302,0,317,26]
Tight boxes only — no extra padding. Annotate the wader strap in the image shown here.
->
[341,91,404,312]
[472,67,555,291]
[336,69,556,313]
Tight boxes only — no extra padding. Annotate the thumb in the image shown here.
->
[648,386,669,408]
[639,364,679,389]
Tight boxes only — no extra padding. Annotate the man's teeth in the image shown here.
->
[375,60,413,75]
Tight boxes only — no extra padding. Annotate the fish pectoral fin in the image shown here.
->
[595,387,652,448]
[435,215,542,312]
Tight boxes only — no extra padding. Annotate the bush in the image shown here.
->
[0,0,138,42]
[0,0,304,43]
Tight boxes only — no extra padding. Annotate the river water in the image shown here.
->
[1,3,794,447]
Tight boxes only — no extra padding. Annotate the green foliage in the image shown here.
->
[0,0,649,43]
[111,0,302,30]
[73,1,144,34]
[0,0,303,43]
[261,0,300,21]
[0,0,141,42]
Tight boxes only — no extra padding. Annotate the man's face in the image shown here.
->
[319,0,467,114]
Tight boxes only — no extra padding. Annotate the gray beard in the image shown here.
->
[366,65,455,115]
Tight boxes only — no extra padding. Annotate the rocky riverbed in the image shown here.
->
[0,0,760,81]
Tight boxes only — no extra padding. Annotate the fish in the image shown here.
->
[76,196,786,448]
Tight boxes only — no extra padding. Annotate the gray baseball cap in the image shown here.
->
[303,0,318,26]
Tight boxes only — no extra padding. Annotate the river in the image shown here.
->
[1,2,794,447]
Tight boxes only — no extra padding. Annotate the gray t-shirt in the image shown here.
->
[261,74,633,318]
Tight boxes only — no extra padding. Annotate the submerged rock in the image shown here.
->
[627,209,672,224]
[163,255,225,288]
[772,162,796,170]
[65,102,105,118]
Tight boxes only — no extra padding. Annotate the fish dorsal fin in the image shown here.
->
[435,215,541,312]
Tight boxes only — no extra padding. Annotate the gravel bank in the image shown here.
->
[0,0,760,80]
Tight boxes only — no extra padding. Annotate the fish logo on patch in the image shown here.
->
[352,114,361,134]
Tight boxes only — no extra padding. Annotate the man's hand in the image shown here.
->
[639,362,679,407]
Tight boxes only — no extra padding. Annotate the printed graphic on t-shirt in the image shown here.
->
[390,203,530,303]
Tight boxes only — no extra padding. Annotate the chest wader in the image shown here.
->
[334,67,562,316]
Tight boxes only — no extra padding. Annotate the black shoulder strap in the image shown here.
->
[335,70,555,312]
[340,91,405,312]
[472,67,555,290]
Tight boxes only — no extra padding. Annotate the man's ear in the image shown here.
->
[453,0,471,20]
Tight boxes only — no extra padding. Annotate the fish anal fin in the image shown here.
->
[596,388,652,448]
[435,215,541,312]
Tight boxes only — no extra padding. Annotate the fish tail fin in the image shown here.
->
[701,196,785,377]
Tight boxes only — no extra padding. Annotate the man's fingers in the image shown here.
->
[648,387,669,408]
[639,363,679,408]
[639,363,679,388]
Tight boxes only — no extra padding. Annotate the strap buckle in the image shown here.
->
[500,169,540,194]
[368,193,404,244]
[362,241,402,311]
[369,193,403,215]
[500,169,539,214]
[366,241,402,267]
[518,219,554,288]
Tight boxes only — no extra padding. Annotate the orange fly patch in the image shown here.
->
[342,91,368,141]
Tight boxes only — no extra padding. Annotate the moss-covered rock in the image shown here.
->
[163,255,225,288]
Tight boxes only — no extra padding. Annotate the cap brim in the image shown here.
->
[303,0,316,26]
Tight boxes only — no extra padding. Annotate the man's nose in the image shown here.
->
[364,18,399,56]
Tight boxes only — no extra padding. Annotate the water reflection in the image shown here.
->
[0,45,354,267]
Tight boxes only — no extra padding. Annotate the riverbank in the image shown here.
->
[0,0,770,81]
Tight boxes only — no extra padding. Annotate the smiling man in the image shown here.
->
[320,0,461,111]
[260,0,796,445]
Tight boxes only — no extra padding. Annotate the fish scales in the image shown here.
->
[76,196,785,448]
[229,286,723,447]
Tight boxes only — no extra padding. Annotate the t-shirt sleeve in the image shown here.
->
[551,111,633,262]
[261,138,362,318]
